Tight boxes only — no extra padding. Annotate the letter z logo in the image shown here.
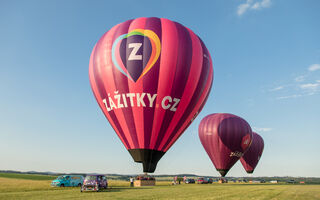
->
[128,43,142,60]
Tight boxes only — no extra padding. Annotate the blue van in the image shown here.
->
[51,175,84,187]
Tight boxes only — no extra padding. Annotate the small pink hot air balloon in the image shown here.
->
[89,17,213,173]
[240,132,264,173]
[198,113,253,177]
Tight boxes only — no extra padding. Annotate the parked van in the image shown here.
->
[81,174,108,192]
[51,175,84,187]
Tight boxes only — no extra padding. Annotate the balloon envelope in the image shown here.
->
[89,17,213,172]
[198,113,252,176]
[240,132,264,173]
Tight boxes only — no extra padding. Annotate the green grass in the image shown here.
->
[0,173,57,181]
[0,175,319,200]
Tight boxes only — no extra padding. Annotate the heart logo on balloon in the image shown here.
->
[241,133,252,150]
[111,29,161,82]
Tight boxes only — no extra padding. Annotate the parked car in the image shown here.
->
[197,177,209,184]
[51,175,84,187]
[287,180,296,184]
[81,175,108,192]
[185,178,195,184]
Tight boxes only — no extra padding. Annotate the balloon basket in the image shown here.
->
[134,179,156,187]
[134,174,156,187]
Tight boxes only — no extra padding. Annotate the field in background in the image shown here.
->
[0,173,57,180]
[0,173,320,200]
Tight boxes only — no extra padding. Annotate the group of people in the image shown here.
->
[172,176,186,185]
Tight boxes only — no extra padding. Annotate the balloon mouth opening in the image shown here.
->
[128,149,165,173]
[217,169,230,177]
[246,170,254,174]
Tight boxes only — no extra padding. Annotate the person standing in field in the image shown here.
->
[130,177,134,187]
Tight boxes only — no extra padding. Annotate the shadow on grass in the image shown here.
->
[213,183,287,187]
[97,186,152,193]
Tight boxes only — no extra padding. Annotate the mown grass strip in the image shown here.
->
[0,173,57,181]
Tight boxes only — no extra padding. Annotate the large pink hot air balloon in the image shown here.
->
[240,132,264,173]
[198,113,252,177]
[89,17,213,173]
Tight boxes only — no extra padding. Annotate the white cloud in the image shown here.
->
[308,64,320,72]
[300,83,320,90]
[277,94,302,99]
[275,84,319,99]
[237,0,271,16]
[270,86,284,91]
[237,0,252,16]
[252,0,271,10]
[253,127,272,132]
[271,64,320,100]
[295,75,305,82]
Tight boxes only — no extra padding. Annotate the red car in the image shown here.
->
[197,177,209,184]
[81,175,108,192]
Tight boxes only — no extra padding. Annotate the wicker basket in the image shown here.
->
[134,179,156,187]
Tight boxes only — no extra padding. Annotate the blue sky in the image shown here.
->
[0,0,319,177]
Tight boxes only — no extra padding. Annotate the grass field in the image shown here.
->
[0,174,320,200]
